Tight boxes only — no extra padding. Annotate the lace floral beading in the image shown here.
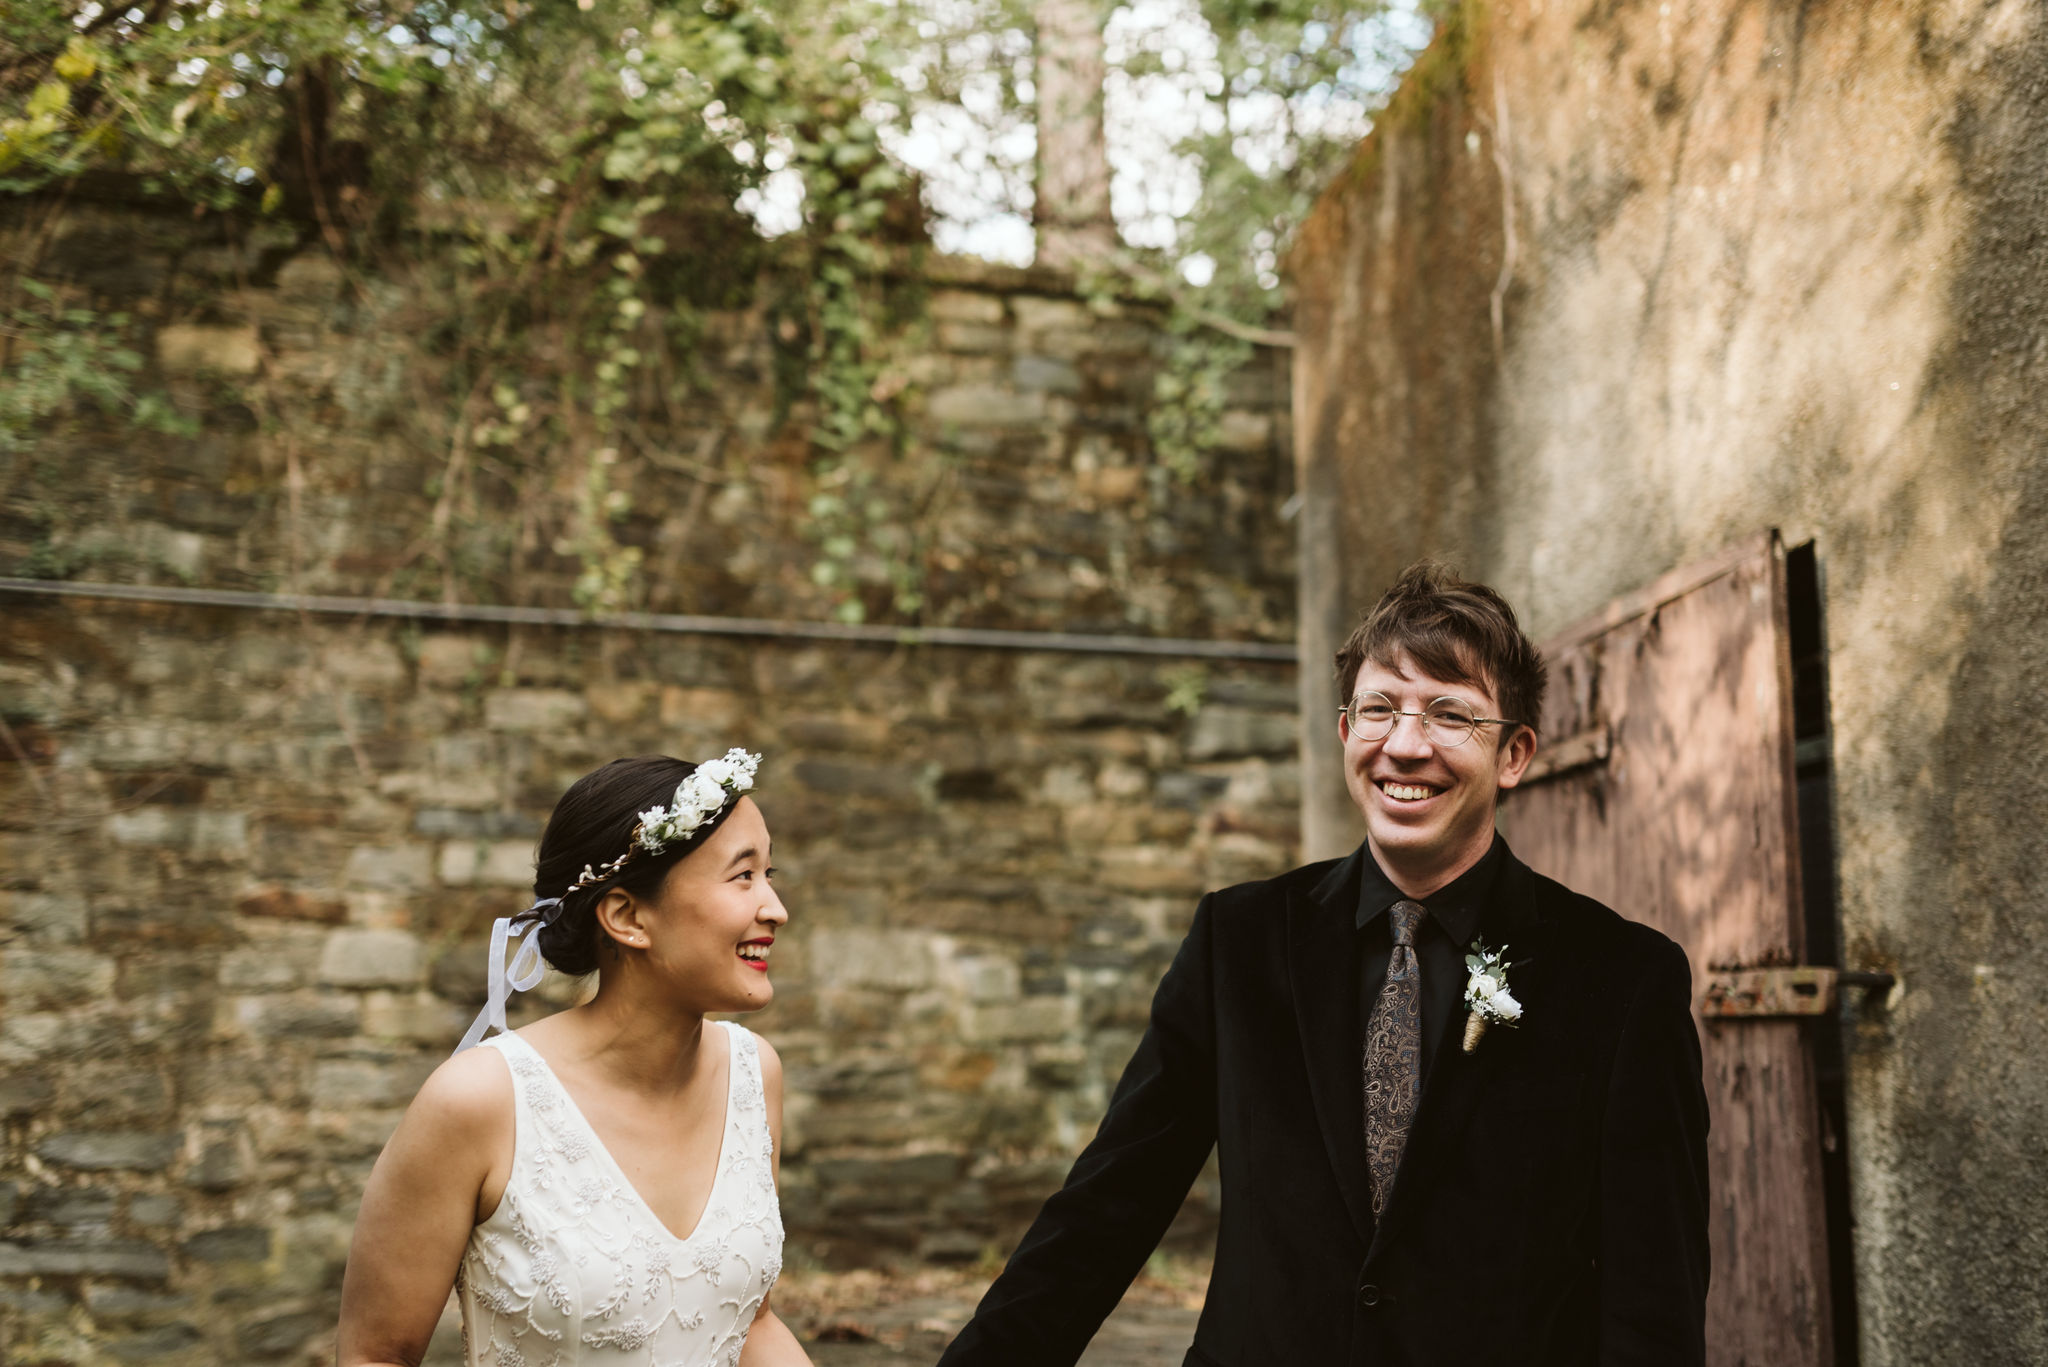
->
[456,1024,784,1366]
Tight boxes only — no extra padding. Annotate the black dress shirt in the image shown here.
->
[1355,833,1506,1082]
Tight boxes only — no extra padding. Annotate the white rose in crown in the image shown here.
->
[632,750,762,854]
[1462,942,1523,1053]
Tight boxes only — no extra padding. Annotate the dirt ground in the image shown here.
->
[774,1254,1208,1366]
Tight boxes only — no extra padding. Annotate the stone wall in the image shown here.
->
[0,195,1299,1361]
[1290,2,2048,1362]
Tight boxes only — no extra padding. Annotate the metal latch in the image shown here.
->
[1701,967,1897,1018]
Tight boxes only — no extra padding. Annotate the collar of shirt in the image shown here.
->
[1354,833,1506,951]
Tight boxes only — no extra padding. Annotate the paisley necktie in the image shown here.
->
[1363,899,1425,1216]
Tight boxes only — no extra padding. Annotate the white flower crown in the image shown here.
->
[563,748,762,894]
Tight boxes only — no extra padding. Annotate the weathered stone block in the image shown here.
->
[319,640,407,688]
[0,1071,53,1116]
[236,886,348,924]
[1010,295,1092,334]
[917,1228,987,1263]
[63,1066,173,1126]
[181,1226,271,1262]
[36,1131,181,1172]
[660,685,744,730]
[234,994,360,1039]
[0,1010,91,1064]
[937,320,1011,353]
[3,890,88,942]
[128,1194,182,1227]
[273,250,345,298]
[483,688,587,732]
[218,939,319,993]
[412,808,538,840]
[416,634,487,688]
[0,947,116,1011]
[318,928,424,988]
[342,843,432,891]
[957,996,1077,1044]
[0,1283,66,1315]
[782,712,894,751]
[807,928,940,992]
[103,1323,205,1360]
[1095,762,1150,798]
[156,322,260,374]
[186,1133,251,1192]
[793,759,934,803]
[360,990,468,1042]
[1216,409,1274,452]
[91,723,191,768]
[86,1284,193,1319]
[1014,354,1083,395]
[1155,770,1230,809]
[105,808,247,853]
[20,1185,117,1230]
[1185,706,1298,760]
[238,1308,331,1357]
[313,1057,427,1108]
[1075,463,1144,504]
[586,679,657,724]
[430,939,490,1005]
[0,1238,171,1280]
[1094,847,1207,895]
[929,289,1005,324]
[947,954,1022,1004]
[438,839,534,887]
[1026,1041,1088,1088]
[926,384,1047,428]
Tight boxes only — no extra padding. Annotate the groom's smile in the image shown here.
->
[1341,650,1535,897]
[1376,780,1442,803]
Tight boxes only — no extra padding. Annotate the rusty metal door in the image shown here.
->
[1499,533,1833,1367]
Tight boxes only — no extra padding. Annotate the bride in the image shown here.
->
[337,750,810,1366]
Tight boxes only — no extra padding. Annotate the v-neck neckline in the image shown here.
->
[503,1022,736,1246]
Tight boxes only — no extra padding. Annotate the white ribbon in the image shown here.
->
[453,914,550,1054]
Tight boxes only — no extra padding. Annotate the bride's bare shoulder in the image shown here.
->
[406,1043,515,1139]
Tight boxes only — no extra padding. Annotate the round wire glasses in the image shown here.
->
[1340,692,1519,748]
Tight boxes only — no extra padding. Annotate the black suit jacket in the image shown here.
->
[936,843,1710,1367]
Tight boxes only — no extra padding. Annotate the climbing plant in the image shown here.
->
[0,0,1426,611]
[1,0,937,614]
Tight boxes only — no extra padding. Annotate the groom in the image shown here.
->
[937,563,1709,1366]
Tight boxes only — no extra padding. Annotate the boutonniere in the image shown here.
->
[1462,941,1524,1053]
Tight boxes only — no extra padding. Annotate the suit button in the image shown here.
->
[1357,1283,1382,1307]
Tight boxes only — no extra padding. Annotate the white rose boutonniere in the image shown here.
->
[1462,941,1523,1053]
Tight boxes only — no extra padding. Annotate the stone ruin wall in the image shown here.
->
[0,195,1299,1362]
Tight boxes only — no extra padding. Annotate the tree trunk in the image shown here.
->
[1033,0,1115,269]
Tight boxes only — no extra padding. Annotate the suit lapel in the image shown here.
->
[1368,849,1552,1260]
[1288,845,1376,1245]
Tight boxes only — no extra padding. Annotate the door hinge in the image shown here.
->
[1701,966,1897,1018]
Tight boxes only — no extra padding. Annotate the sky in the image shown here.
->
[741,0,1433,273]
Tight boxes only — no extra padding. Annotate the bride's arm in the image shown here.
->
[335,1046,514,1367]
[739,1036,813,1367]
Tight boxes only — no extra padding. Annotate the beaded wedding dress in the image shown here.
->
[457,1023,784,1366]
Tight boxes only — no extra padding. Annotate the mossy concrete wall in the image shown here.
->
[1292,1,2047,1361]
[0,195,1296,1361]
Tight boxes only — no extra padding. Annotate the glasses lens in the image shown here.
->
[1350,693,1397,739]
[1424,700,1477,746]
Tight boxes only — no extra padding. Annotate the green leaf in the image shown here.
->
[26,82,71,120]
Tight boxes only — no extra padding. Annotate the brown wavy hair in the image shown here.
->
[1333,561,1547,741]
